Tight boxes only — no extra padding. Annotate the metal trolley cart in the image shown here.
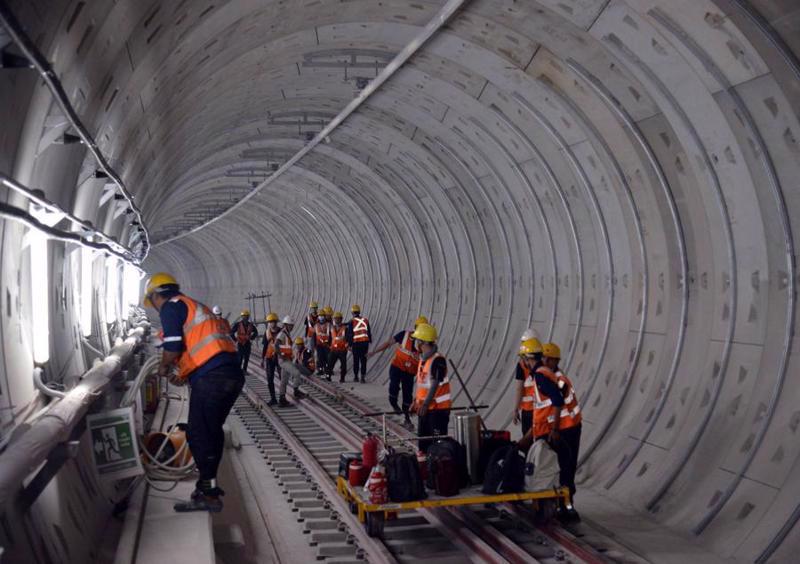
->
[337,475,572,538]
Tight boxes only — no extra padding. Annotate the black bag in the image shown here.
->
[481,444,527,494]
[432,456,460,497]
[477,437,512,483]
[385,452,427,502]
[426,438,469,489]
[338,452,361,479]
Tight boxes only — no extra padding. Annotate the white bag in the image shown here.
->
[524,439,560,491]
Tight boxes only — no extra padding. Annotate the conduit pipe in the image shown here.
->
[0,324,148,509]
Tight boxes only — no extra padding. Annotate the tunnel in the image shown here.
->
[1,1,799,562]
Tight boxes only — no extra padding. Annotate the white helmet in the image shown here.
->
[212,305,222,315]
[520,328,539,342]
[282,315,294,325]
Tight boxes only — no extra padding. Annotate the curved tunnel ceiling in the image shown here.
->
[3,0,800,561]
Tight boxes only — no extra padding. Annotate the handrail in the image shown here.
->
[0,4,150,261]
[0,323,149,509]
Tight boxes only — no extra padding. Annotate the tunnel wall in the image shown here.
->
[2,0,800,561]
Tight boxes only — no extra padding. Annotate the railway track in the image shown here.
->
[232,370,647,563]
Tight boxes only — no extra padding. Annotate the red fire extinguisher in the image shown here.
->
[365,464,388,505]
[362,433,380,471]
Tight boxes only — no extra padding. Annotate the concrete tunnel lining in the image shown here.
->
[2,0,800,562]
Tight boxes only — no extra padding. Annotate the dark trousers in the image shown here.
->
[521,410,533,438]
[417,409,450,453]
[542,424,582,501]
[328,350,347,380]
[388,366,414,415]
[188,367,244,484]
[265,357,280,399]
[237,344,251,374]
[316,347,329,374]
[352,342,369,377]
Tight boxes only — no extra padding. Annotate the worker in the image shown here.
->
[313,308,332,376]
[409,323,451,453]
[518,342,582,522]
[260,312,282,405]
[347,304,372,383]
[230,309,258,374]
[368,315,428,429]
[304,301,319,339]
[294,336,315,373]
[143,273,241,513]
[276,316,305,404]
[513,336,543,438]
[328,312,348,382]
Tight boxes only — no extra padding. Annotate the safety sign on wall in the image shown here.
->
[87,407,144,480]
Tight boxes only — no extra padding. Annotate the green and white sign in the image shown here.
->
[87,407,143,480]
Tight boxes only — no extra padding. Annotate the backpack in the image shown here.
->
[426,438,469,490]
[481,444,527,494]
[385,451,426,502]
[431,456,460,497]
[477,435,512,483]
[524,439,560,491]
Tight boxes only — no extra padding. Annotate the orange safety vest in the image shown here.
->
[519,361,534,412]
[236,321,254,346]
[315,322,331,347]
[306,314,318,337]
[264,329,281,359]
[391,330,419,374]
[169,295,237,381]
[533,366,582,437]
[277,331,293,360]
[351,316,370,343]
[415,353,451,410]
[331,325,348,352]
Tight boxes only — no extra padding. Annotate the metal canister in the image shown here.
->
[454,411,482,484]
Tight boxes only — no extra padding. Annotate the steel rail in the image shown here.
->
[0,3,150,261]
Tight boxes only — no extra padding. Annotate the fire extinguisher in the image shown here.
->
[365,464,388,505]
[362,433,380,471]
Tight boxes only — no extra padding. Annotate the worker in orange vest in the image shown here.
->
[261,312,282,405]
[518,342,582,522]
[328,312,349,382]
[275,316,305,405]
[513,332,542,438]
[409,323,451,452]
[304,301,319,341]
[369,315,428,429]
[294,336,315,373]
[143,273,241,513]
[313,307,332,377]
[347,304,371,383]
[230,309,258,374]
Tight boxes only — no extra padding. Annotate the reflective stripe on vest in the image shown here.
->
[519,361,535,411]
[264,330,281,359]
[315,322,331,346]
[331,325,348,352]
[391,330,419,373]
[235,321,252,345]
[533,366,581,436]
[170,295,237,380]
[415,353,451,409]
[278,331,293,360]
[352,317,369,343]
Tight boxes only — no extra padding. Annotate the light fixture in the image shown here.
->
[29,228,49,363]
[105,257,119,322]
[80,246,94,337]
[122,263,143,321]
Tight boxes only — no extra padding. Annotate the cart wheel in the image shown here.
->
[349,501,358,515]
[365,512,385,538]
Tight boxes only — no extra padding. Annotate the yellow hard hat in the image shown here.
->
[143,272,178,307]
[351,304,361,313]
[309,301,319,308]
[519,338,543,356]
[294,337,305,345]
[323,305,333,315]
[333,311,343,319]
[542,342,561,359]
[266,312,279,322]
[411,323,437,343]
[415,315,428,328]
[241,309,251,317]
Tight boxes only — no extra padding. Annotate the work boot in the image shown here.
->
[339,376,345,383]
[360,375,366,383]
[565,506,581,523]
[190,485,225,500]
[278,395,290,407]
[403,417,414,430]
[294,389,306,400]
[174,494,223,513]
[326,374,332,382]
[267,397,277,406]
